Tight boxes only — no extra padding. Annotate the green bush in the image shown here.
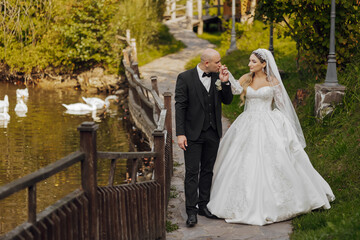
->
[0,0,168,75]
[256,0,360,77]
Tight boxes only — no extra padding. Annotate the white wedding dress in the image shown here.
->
[207,85,335,225]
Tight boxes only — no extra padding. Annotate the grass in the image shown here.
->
[166,220,179,232]
[138,24,185,66]
[186,20,360,239]
[169,185,178,199]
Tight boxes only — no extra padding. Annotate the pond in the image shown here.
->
[0,81,130,235]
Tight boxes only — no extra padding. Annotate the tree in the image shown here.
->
[256,0,360,76]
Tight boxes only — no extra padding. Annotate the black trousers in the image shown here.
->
[184,127,220,215]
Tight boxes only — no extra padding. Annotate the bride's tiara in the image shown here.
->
[252,49,268,62]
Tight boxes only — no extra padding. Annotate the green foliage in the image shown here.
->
[55,0,119,70]
[256,0,360,77]
[166,220,179,232]
[137,24,185,66]
[0,0,170,75]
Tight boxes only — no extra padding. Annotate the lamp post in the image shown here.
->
[324,0,338,86]
[314,0,346,120]
[269,22,274,56]
[227,0,237,54]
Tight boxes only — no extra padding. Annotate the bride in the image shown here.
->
[207,48,335,225]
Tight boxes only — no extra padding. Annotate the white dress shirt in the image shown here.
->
[197,65,211,92]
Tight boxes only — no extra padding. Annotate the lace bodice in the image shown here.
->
[245,86,274,112]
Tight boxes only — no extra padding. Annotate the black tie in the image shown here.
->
[202,72,212,78]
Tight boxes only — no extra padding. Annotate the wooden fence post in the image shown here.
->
[163,92,173,176]
[186,0,193,30]
[171,0,176,20]
[153,130,166,239]
[197,0,203,35]
[78,122,99,240]
[126,29,131,45]
[151,76,159,96]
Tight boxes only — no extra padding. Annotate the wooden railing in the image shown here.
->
[122,40,173,212]
[0,119,172,239]
[0,44,173,239]
[165,0,223,34]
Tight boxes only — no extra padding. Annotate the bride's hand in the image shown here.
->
[219,65,229,82]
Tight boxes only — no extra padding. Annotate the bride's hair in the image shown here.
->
[239,52,267,106]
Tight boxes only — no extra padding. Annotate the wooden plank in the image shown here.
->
[108,159,116,186]
[43,217,55,240]
[128,185,139,240]
[155,110,167,131]
[150,182,158,239]
[73,198,84,240]
[140,183,150,240]
[0,151,84,200]
[57,209,67,240]
[131,158,138,184]
[51,212,61,240]
[69,202,79,240]
[110,187,121,240]
[103,188,112,240]
[21,230,34,240]
[97,151,157,160]
[146,182,155,240]
[81,196,89,240]
[136,184,148,239]
[154,182,163,238]
[108,187,119,240]
[123,186,133,240]
[63,205,73,240]
[97,188,106,240]
[117,186,128,240]
[28,185,37,224]
[36,221,48,240]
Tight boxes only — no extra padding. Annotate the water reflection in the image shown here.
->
[0,82,129,235]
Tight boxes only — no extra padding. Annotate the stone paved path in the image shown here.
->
[139,21,292,240]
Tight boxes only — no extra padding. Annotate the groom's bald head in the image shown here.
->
[200,49,220,63]
[200,48,221,73]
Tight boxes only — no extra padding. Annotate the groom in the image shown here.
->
[175,48,233,227]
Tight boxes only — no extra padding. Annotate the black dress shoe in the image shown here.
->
[186,214,197,227]
[198,207,218,219]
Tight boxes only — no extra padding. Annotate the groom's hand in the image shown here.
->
[219,65,229,82]
[177,135,188,151]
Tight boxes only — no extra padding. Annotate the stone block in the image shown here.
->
[314,83,346,120]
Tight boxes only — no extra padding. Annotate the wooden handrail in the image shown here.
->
[0,151,85,200]
[97,151,158,159]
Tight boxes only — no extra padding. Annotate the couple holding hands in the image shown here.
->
[175,48,335,227]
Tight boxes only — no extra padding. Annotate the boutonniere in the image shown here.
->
[215,79,222,91]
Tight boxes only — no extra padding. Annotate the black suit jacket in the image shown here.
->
[175,67,233,140]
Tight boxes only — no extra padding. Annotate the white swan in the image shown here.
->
[0,95,9,113]
[82,95,118,109]
[15,99,28,113]
[16,88,29,99]
[62,103,97,112]
[0,106,10,121]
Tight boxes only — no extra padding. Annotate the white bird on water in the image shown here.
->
[16,88,29,99]
[15,99,28,113]
[62,103,97,112]
[0,106,10,121]
[0,95,9,113]
[82,95,118,109]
